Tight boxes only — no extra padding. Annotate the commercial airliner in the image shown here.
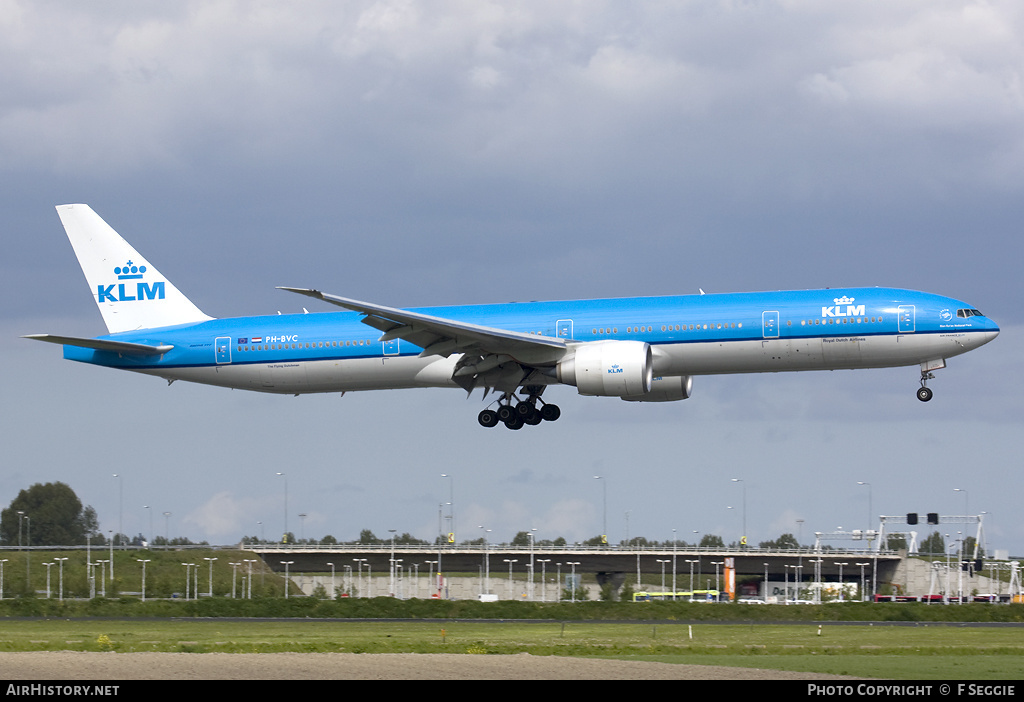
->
[26,205,999,429]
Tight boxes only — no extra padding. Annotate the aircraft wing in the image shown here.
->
[278,287,568,393]
[23,334,173,356]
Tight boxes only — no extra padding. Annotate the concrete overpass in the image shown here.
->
[244,544,900,594]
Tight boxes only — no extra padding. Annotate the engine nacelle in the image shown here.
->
[621,375,693,402]
[557,341,653,397]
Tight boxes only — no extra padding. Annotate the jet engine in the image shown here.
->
[557,341,653,397]
[621,375,693,402]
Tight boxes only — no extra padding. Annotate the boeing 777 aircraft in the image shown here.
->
[26,205,999,429]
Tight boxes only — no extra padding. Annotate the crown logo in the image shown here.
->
[834,296,855,305]
[114,260,147,280]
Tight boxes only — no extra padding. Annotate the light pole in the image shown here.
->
[527,530,536,601]
[594,476,607,545]
[731,479,747,547]
[537,559,551,602]
[243,559,257,599]
[440,473,455,543]
[182,563,194,600]
[425,560,437,598]
[836,562,848,601]
[143,505,153,546]
[657,559,669,594]
[18,513,31,590]
[281,561,294,598]
[96,559,109,597]
[353,558,366,598]
[478,526,491,596]
[276,472,288,543]
[856,562,870,602]
[711,560,724,597]
[138,560,151,605]
[229,562,240,599]
[42,561,53,599]
[568,562,581,602]
[327,562,335,600]
[204,557,218,597]
[686,559,699,601]
[810,559,824,604]
[672,528,677,599]
[857,482,872,539]
[55,557,68,601]
[86,535,93,597]
[389,529,397,596]
[504,559,518,598]
[112,473,123,547]
[163,512,172,547]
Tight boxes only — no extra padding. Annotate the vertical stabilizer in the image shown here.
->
[56,204,213,333]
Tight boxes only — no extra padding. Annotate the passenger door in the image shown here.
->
[215,336,232,364]
[898,305,916,333]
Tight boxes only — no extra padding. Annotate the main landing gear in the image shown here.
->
[478,391,561,429]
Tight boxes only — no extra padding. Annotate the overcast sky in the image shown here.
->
[3,1,1022,557]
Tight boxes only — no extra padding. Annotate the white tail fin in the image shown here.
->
[56,204,213,333]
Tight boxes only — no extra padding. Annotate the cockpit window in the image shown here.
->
[957,309,984,318]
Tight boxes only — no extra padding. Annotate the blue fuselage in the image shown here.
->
[63,287,998,396]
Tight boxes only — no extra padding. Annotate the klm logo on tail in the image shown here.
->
[97,261,165,303]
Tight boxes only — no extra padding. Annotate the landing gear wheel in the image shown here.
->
[504,415,524,430]
[916,386,933,402]
[540,403,561,422]
[523,409,542,425]
[496,404,516,422]
[516,400,536,418]
[478,409,500,427]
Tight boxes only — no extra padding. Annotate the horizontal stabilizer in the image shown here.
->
[23,334,173,356]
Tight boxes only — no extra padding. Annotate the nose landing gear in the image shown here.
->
[917,371,935,402]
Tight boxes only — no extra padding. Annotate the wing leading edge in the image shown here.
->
[278,287,568,393]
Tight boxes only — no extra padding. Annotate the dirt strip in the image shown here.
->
[0,651,858,680]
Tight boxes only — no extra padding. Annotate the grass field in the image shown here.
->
[0,619,1020,678]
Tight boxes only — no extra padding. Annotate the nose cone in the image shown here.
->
[972,316,999,349]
